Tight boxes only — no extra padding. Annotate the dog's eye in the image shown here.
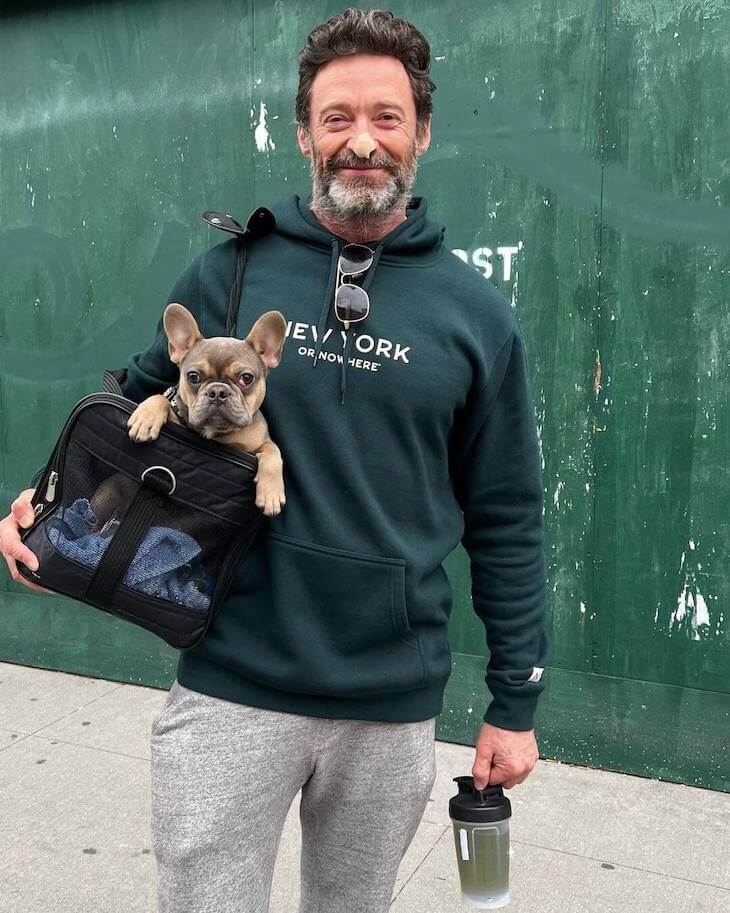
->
[239,373,254,387]
[186,371,200,384]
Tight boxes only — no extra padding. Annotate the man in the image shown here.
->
[2,8,551,911]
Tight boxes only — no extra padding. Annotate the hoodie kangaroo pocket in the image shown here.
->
[238,531,426,698]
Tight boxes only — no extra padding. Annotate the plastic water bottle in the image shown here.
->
[448,775,512,908]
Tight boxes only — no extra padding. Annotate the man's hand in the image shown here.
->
[472,722,539,789]
[0,488,56,595]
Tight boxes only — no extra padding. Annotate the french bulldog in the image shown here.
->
[124,303,287,517]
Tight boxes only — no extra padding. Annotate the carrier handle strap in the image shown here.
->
[83,469,176,608]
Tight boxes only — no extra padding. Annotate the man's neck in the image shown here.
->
[309,204,407,245]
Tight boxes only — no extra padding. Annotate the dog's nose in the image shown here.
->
[205,384,230,402]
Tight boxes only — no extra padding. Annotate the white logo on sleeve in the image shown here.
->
[527,667,544,683]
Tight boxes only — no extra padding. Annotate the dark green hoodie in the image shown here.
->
[31,192,551,730]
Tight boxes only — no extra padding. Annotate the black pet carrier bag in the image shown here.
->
[17,206,276,649]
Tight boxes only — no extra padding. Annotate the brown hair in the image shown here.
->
[295,8,437,141]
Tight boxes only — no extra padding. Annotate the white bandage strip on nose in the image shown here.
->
[352,132,376,158]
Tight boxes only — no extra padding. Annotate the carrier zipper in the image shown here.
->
[44,470,58,502]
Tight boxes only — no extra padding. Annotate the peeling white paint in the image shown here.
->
[670,584,710,640]
[553,479,565,507]
[510,263,519,307]
[536,416,545,472]
[253,101,276,153]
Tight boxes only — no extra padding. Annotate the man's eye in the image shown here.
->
[186,371,199,384]
[326,114,396,124]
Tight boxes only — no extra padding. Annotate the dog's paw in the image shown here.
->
[127,399,168,442]
[254,476,286,517]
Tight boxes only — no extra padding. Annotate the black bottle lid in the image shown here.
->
[448,775,512,823]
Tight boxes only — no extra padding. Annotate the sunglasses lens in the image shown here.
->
[340,244,374,275]
[335,283,369,322]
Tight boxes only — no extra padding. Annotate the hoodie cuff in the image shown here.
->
[482,680,545,731]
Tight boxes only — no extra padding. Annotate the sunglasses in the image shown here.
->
[334,243,374,330]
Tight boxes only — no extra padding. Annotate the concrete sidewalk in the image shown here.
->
[0,660,728,913]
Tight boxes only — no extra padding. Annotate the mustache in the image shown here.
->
[324,155,396,172]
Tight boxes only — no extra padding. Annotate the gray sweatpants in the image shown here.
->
[150,679,437,913]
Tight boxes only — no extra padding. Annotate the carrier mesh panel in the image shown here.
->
[46,438,241,612]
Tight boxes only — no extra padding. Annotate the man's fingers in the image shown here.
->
[3,537,39,574]
[11,496,36,529]
[2,517,39,570]
[1,489,54,593]
[1,508,41,577]
[3,550,53,594]
[472,761,492,791]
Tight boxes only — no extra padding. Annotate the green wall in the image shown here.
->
[1,1,727,791]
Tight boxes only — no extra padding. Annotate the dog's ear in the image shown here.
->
[245,311,287,370]
[163,303,204,365]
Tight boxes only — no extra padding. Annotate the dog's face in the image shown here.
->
[163,303,286,439]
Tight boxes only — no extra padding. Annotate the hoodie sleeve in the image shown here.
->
[451,310,551,732]
[27,253,205,492]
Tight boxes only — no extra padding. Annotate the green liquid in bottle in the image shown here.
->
[452,820,510,907]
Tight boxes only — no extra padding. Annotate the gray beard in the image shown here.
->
[307,135,419,235]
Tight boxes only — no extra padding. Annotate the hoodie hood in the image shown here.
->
[267,193,446,404]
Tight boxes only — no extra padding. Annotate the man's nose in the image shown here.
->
[347,131,377,159]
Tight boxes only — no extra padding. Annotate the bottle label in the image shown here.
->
[459,828,470,861]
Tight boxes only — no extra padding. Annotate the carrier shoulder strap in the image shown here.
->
[201,207,276,338]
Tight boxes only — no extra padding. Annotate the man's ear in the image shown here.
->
[297,127,312,158]
[416,115,432,155]
[297,125,312,158]
[163,303,204,365]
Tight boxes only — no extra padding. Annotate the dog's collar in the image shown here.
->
[163,384,191,428]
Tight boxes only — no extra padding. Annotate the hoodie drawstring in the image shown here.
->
[339,241,384,404]
[311,238,341,369]
[311,238,385,406]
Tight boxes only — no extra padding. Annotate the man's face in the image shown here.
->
[296,53,431,218]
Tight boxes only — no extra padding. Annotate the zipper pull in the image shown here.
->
[45,470,58,502]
